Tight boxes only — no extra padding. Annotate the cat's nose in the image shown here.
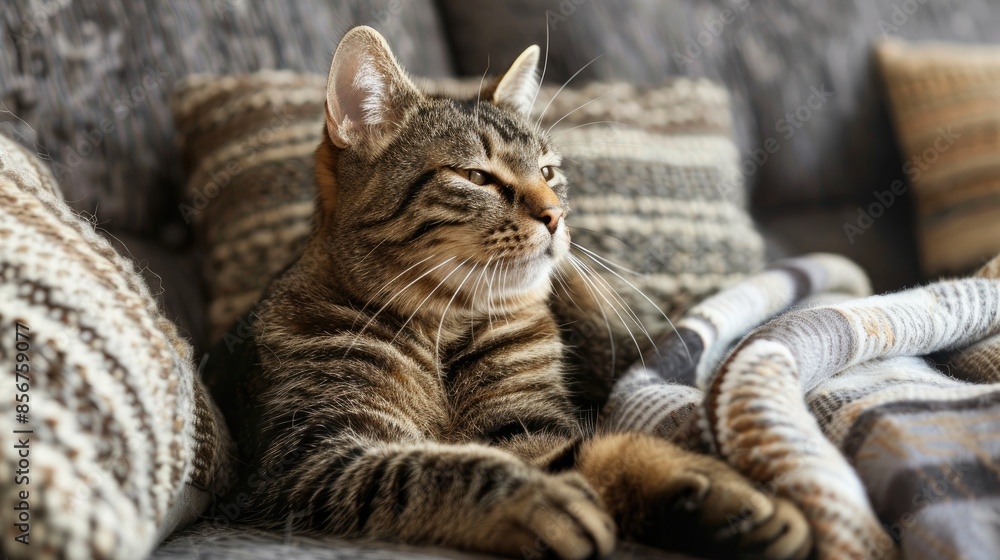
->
[535,206,563,234]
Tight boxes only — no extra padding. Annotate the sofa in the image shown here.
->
[4,0,1000,558]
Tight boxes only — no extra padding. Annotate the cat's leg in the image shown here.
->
[469,405,810,557]
[448,336,810,556]
[257,434,614,560]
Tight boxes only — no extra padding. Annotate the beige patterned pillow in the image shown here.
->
[0,133,233,559]
[172,73,764,345]
[877,39,1000,276]
[172,71,325,345]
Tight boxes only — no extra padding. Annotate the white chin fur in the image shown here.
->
[500,258,555,295]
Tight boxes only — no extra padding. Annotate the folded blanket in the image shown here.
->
[604,253,1000,560]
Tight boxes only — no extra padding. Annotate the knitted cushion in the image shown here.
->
[0,132,234,559]
[171,72,326,345]
[877,39,1000,276]
[527,79,764,333]
[0,0,453,236]
[171,73,764,344]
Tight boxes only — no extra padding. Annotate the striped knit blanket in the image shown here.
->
[603,253,1000,560]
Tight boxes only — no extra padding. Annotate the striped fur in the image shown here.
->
[213,27,812,560]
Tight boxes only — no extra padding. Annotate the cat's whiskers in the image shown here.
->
[390,259,470,347]
[572,243,688,361]
[552,263,588,315]
[528,12,551,114]
[572,256,662,365]
[495,260,514,325]
[435,263,479,374]
[467,256,494,345]
[569,226,630,249]
[571,254,656,354]
[486,261,498,332]
[358,237,390,266]
[548,120,626,141]
[552,263,617,367]
[550,265,575,308]
[545,88,617,137]
[345,255,457,357]
[535,53,605,128]
[351,254,438,329]
[553,141,647,150]
[569,256,637,368]
[571,242,641,275]
[475,56,491,125]
[500,260,513,326]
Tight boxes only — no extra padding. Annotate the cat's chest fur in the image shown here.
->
[248,283,569,445]
[264,256,561,373]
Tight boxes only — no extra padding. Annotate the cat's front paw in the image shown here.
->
[578,434,813,560]
[652,464,812,560]
[477,471,616,560]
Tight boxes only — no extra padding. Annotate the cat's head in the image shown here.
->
[314,26,569,314]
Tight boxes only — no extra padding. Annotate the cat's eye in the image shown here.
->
[541,166,556,181]
[464,169,493,186]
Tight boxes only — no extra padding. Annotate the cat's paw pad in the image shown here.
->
[684,468,776,536]
[660,471,812,560]
[624,450,812,560]
[738,497,813,560]
[484,472,616,560]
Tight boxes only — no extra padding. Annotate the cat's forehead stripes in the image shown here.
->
[478,131,493,160]
[462,102,558,177]
[474,106,533,145]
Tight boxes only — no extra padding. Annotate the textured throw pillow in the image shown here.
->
[520,79,763,332]
[171,73,764,344]
[0,0,454,235]
[171,71,326,345]
[877,39,1000,276]
[0,132,233,559]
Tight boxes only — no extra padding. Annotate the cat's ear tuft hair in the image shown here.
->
[491,45,541,117]
[325,26,419,148]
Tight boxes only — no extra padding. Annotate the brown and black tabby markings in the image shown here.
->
[217,27,813,560]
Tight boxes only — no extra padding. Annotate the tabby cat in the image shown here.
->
[218,26,812,560]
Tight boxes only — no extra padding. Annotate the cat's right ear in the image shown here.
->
[325,26,419,149]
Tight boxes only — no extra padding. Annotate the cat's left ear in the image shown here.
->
[490,45,541,117]
[325,26,420,149]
